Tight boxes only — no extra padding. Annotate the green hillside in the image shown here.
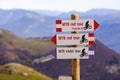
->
[0,63,52,80]
[0,29,55,64]
[0,29,55,56]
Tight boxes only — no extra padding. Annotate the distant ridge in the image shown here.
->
[86,8,120,14]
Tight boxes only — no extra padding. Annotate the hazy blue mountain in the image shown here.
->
[95,13,120,53]
[0,9,40,25]
[0,9,56,37]
[32,10,63,16]
[0,9,120,53]
[86,8,120,15]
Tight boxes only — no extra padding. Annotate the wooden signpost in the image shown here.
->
[71,14,80,80]
[51,14,99,80]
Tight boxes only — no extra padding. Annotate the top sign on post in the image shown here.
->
[56,19,99,32]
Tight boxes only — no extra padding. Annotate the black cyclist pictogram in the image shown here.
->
[80,34,88,44]
[80,48,88,57]
[84,21,92,30]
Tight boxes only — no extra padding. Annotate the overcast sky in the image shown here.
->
[0,0,120,12]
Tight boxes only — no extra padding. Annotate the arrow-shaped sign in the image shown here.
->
[56,46,94,59]
[56,19,99,32]
[51,33,95,46]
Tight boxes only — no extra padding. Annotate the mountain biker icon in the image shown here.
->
[84,21,92,30]
[80,48,88,57]
[80,34,88,44]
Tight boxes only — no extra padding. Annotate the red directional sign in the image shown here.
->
[56,19,99,32]
[51,33,95,46]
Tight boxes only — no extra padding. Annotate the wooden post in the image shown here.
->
[71,14,80,80]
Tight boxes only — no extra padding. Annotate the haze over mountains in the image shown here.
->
[0,8,119,53]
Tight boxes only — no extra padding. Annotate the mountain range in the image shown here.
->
[33,10,63,17]
[0,29,120,80]
[0,8,120,53]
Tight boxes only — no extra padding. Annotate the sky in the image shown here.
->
[0,0,120,12]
